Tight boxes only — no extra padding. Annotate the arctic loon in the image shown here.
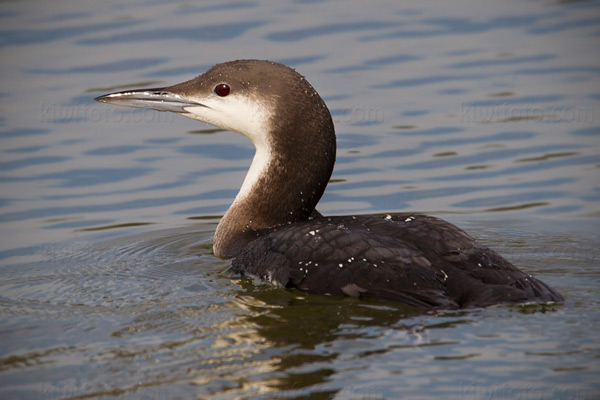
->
[95,59,563,308]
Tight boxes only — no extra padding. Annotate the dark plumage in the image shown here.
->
[232,214,562,308]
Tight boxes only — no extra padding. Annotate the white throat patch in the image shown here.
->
[180,92,274,203]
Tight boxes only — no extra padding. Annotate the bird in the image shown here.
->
[95,59,563,308]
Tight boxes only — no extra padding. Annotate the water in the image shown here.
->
[1,0,599,398]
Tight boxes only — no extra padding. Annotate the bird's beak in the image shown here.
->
[94,87,207,114]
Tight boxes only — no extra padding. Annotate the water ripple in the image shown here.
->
[0,156,69,172]
[267,20,397,42]
[78,21,265,45]
[26,58,168,75]
[0,21,138,47]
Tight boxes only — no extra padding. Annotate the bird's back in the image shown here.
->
[231,214,563,308]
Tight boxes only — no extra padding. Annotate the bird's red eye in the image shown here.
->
[215,84,230,97]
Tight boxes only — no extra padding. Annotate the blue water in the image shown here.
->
[1,0,599,399]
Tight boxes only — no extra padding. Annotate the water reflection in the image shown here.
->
[221,286,428,398]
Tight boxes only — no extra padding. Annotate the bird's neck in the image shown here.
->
[213,122,336,259]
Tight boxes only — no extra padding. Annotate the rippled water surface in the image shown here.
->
[1,0,599,399]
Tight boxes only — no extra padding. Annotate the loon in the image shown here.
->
[95,59,563,308]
